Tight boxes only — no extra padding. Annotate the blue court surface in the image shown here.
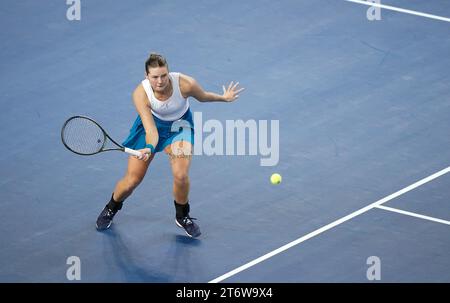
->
[1,0,449,283]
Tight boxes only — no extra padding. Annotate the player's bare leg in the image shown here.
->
[113,154,155,201]
[166,141,200,237]
[96,154,154,230]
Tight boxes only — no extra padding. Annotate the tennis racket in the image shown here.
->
[61,115,142,157]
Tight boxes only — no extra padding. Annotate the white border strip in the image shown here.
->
[209,166,450,283]
[345,0,450,23]
[376,205,450,225]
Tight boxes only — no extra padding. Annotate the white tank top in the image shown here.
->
[141,72,190,121]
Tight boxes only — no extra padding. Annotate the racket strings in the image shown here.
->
[62,117,106,155]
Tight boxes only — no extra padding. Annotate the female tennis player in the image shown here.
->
[96,53,244,237]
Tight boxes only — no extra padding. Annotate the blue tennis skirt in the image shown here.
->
[122,109,194,153]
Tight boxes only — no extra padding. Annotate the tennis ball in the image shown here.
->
[270,173,282,185]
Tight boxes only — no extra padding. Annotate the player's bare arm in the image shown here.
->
[179,73,244,102]
[132,84,159,160]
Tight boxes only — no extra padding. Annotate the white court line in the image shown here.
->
[376,205,450,226]
[345,0,450,23]
[209,166,450,283]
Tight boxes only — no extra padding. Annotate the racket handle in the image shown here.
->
[124,147,143,157]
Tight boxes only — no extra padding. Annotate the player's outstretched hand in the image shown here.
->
[222,81,245,102]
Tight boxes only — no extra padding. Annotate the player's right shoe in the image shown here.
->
[96,205,118,231]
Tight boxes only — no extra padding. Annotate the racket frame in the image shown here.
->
[61,115,142,157]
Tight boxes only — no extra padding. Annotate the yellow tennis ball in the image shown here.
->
[270,173,282,185]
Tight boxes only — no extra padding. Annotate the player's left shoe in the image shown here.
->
[176,215,201,238]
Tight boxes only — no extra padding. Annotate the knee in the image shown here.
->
[173,172,189,185]
[124,174,143,190]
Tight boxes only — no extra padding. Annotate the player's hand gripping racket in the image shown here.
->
[61,115,143,157]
